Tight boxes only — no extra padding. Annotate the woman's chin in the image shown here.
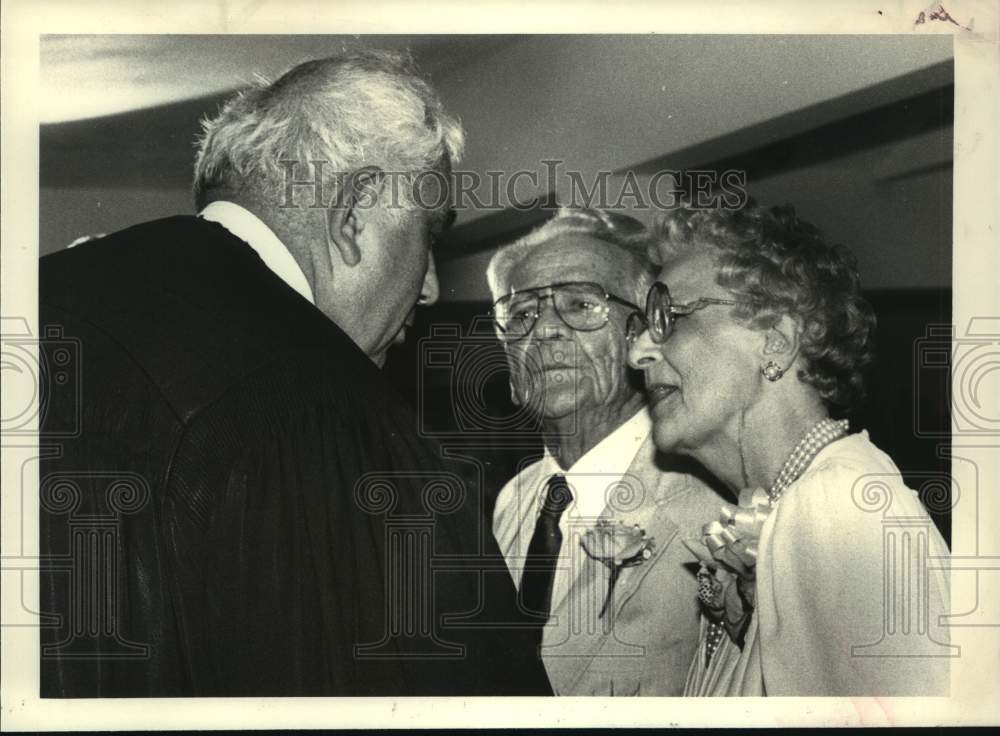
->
[651,422,685,455]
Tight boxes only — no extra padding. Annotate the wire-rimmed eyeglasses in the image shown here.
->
[625,281,738,345]
[492,281,639,342]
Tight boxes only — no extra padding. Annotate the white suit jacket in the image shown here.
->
[493,418,724,695]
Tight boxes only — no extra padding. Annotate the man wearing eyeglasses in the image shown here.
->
[486,208,724,695]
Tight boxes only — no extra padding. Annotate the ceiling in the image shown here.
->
[40,34,515,123]
[39,34,954,294]
[40,35,954,197]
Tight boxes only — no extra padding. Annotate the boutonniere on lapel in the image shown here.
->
[581,520,656,618]
[683,487,772,650]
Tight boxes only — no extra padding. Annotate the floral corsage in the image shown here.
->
[581,520,656,618]
[684,487,772,649]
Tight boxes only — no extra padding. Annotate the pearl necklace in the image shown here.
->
[704,417,849,665]
[767,418,850,504]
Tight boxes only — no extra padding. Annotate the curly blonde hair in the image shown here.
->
[653,201,876,411]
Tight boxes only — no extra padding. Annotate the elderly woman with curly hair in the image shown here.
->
[627,201,950,696]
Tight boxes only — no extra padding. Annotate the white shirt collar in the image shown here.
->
[199,201,315,305]
[538,406,652,520]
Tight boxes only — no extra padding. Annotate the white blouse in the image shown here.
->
[685,431,952,696]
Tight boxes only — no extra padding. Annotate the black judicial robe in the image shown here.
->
[38,216,551,697]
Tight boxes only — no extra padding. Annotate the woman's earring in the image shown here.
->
[761,361,785,382]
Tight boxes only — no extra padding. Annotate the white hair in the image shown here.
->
[486,208,657,305]
[193,49,464,210]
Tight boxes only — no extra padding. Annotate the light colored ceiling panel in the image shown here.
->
[40,34,514,123]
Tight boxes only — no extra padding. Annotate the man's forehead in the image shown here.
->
[411,162,454,220]
[509,235,630,288]
[434,207,456,230]
[421,206,455,240]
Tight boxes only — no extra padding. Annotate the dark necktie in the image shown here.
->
[520,474,573,625]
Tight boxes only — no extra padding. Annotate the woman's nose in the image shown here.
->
[627,327,663,370]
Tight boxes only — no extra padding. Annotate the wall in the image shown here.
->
[432,35,952,226]
[40,186,193,254]
[439,124,954,299]
[40,34,953,274]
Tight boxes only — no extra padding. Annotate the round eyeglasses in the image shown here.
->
[492,281,639,342]
[625,281,738,345]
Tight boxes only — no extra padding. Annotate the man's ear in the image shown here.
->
[761,313,801,365]
[326,166,385,267]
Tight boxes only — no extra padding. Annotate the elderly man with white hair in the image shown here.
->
[39,50,550,697]
[488,209,723,695]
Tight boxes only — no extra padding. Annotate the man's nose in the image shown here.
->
[627,327,662,370]
[533,296,569,340]
[418,251,440,307]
